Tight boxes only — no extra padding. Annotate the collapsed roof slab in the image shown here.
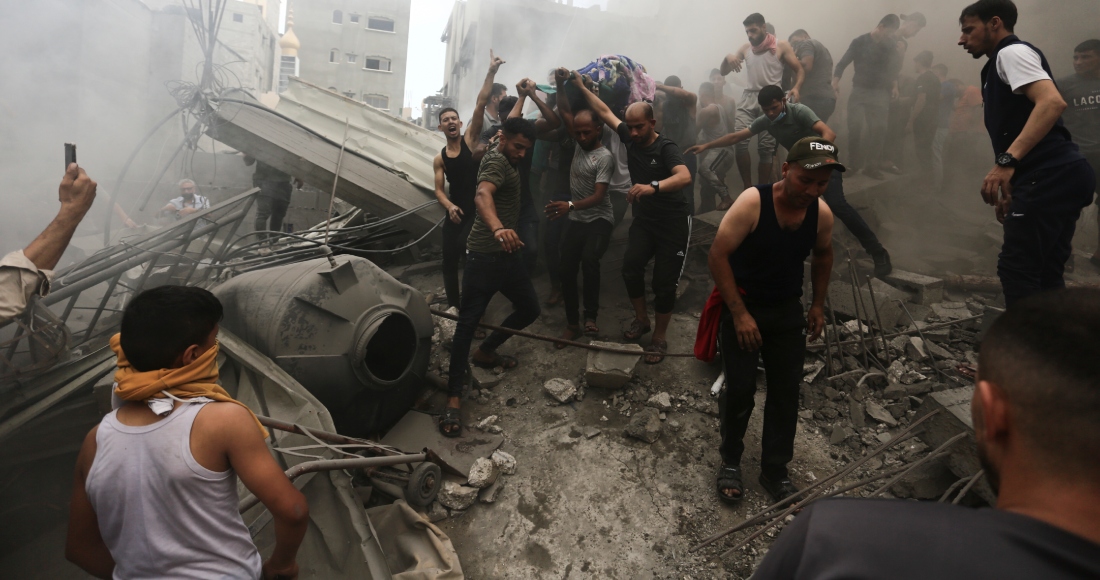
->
[209,81,445,240]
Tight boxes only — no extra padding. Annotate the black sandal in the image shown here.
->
[584,319,599,336]
[471,352,518,370]
[623,319,651,341]
[439,407,462,438]
[716,464,744,504]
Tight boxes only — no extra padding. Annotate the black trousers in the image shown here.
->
[800,95,837,123]
[622,215,691,314]
[559,218,613,325]
[542,171,572,289]
[823,171,885,257]
[718,299,806,479]
[254,181,293,239]
[441,211,475,308]
[999,159,1096,306]
[446,251,541,397]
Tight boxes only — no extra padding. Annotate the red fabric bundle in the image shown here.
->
[694,286,724,362]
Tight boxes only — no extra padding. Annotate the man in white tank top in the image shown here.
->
[720,12,805,192]
[66,286,308,580]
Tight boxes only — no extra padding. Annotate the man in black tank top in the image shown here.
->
[707,137,837,506]
[433,51,506,308]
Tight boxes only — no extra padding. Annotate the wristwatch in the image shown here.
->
[567,201,575,212]
[650,180,660,194]
[996,153,1019,168]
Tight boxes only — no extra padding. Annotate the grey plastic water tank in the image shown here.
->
[214,256,433,436]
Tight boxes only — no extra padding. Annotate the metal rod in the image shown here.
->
[952,469,984,505]
[323,118,351,248]
[869,432,968,497]
[865,274,893,367]
[845,258,870,369]
[256,415,404,457]
[825,296,845,371]
[806,315,982,353]
[895,300,951,382]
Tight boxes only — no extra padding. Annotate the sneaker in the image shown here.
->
[873,249,893,278]
[759,472,801,507]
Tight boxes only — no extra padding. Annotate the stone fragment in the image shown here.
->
[848,397,866,429]
[910,321,951,342]
[471,366,501,389]
[467,457,499,489]
[829,425,854,445]
[926,341,953,360]
[434,307,458,344]
[476,415,499,431]
[426,501,449,523]
[585,341,643,389]
[625,408,663,443]
[543,378,577,403]
[828,279,909,327]
[891,457,958,500]
[583,426,602,439]
[904,381,934,396]
[905,337,928,361]
[803,360,826,383]
[491,450,517,475]
[884,383,908,400]
[876,432,894,444]
[798,409,814,420]
[824,386,843,401]
[479,479,504,503]
[883,270,945,305]
[932,302,972,320]
[865,400,899,427]
[647,392,672,411]
[438,481,479,510]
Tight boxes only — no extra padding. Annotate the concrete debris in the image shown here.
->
[466,457,500,489]
[891,458,959,500]
[479,479,504,503]
[471,366,502,390]
[883,270,945,305]
[843,319,870,335]
[865,400,899,426]
[426,501,449,523]
[905,337,928,361]
[434,306,458,344]
[476,415,499,431]
[883,383,908,400]
[491,450,517,475]
[438,481,479,511]
[910,321,951,342]
[876,432,894,444]
[932,302,972,320]
[925,341,953,361]
[828,279,909,328]
[543,378,578,403]
[647,392,672,411]
[585,341,643,389]
[583,426,602,439]
[803,361,825,383]
[829,425,855,445]
[625,408,663,443]
[848,397,866,429]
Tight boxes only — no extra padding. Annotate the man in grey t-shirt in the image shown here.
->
[1059,39,1100,267]
[549,83,616,341]
[789,29,836,122]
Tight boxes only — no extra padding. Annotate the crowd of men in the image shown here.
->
[0,0,1084,577]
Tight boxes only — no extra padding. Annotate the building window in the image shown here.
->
[232,12,243,22]
[364,94,389,110]
[330,49,339,63]
[278,55,298,93]
[364,57,391,72]
[346,53,357,64]
[349,14,361,23]
[332,10,343,24]
[367,17,395,32]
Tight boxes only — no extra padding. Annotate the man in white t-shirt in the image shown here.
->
[158,179,211,220]
[959,0,1095,306]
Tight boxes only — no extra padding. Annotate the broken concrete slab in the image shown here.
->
[829,425,855,445]
[883,270,945,305]
[625,408,662,443]
[925,341,953,361]
[910,321,951,342]
[646,392,672,411]
[905,337,928,361]
[890,456,959,500]
[466,457,499,489]
[865,400,898,426]
[543,378,577,403]
[471,366,501,390]
[848,397,866,429]
[583,426,602,439]
[932,302,972,320]
[828,279,910,328]
[915,387,995,503]
[438,480,479,510]
[585,341,643,389]
[883,383,908,400]
[491,450,517,475]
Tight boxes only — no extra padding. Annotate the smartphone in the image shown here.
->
[65,143,77,169]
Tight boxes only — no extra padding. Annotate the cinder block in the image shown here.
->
[883,270,945,305]
[585,341,643,389]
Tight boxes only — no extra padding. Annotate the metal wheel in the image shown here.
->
[404,462,441,507]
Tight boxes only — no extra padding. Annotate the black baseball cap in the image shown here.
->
[786,137,846,172]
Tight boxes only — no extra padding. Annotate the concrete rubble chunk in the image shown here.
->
[883,270,945,305]
[471,366,501,390]
[438,481,479,511]
[803,360,825,383]
[583,426,602,439]
[476,415,499,431]
[905,382,934,397]
[491,450,517,475]
[479,479,504,503]
[625,408,663,443]
[828,279,909,328]
[925,341,953,360]
[426,501,449,523]
[543,378,577,403]
[905,337,928,361]
[434,306,459,344]
[848,397,866,429]
[829,425,855,445]
[466,457,499,489]
[865,400,899,426]
[647,392,673,411]
[911,321,951,342]
[884,383,908,400]
[932,302,972,320]
[585,341,643,389]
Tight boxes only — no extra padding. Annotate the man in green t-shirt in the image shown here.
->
[688,85,892,277]
[442,117,539,437]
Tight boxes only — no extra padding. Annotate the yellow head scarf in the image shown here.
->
[109,333,268,438]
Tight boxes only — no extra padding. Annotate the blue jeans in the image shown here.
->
[446,251,541,397]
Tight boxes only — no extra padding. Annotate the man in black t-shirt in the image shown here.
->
[754,288,1100,579]
[571,72,693,364]
[907,50,942,180]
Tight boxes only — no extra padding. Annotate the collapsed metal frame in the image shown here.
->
[0,188,259,386]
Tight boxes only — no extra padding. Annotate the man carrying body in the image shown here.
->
[66,286,308,579]
[788,29,836,123]
[157,179,210,220]
[689,85,892,276]
[721,12,805,190]
[433,50,505,309]
[243,157,301,240]
[1058,39,1100,267]
[571,73,693,364]
[907,51,942,180]
[442,118,540,437]
[548,68,616,342]
[834,15,902,178]
[706,137,835,505]
[754,288,1100,578]
[959,0,1095,306]
[696,81,737,213]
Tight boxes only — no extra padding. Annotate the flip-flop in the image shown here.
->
[716,464,743,504]
[439,407,462,438]
[471,352,518,369]
[716,196,733,211]
[556,326,581,350]
[474,328,488,340]
[644,338,667,364]
[584,320,599,336]
[623,319,651,341]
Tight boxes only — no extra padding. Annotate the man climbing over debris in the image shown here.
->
[753,288,1100,578]
[243,156,303,242]
[442,117,540,437]
[433,50,506,309]
[958,0,1096,306]
[695,81,737,213]
[706,137,835,506]
[688,85,891,277]
[571,71,693,364]
[66,286,308,579]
